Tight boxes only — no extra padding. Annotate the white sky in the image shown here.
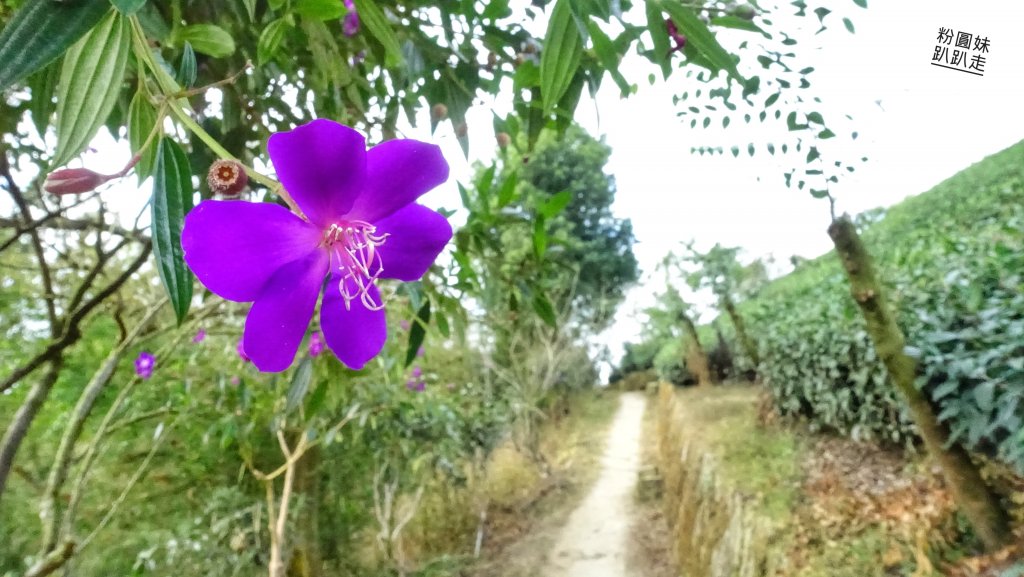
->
[22,0,1024,377]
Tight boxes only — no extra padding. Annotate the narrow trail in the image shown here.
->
[544,392,647,577]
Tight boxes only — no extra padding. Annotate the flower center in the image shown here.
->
[323,221,389,311]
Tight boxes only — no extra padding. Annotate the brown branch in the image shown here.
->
[0,216,147,243]
[0,243,152,395]
[0,360,63,506]
[2,148,59,334]
[22,540,75,577]
[0,195,95,254]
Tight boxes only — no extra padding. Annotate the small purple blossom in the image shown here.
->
[416,346,424,357]
[343,0,360,36]
[665,18,687,54]
[406,379,425,392]
[182,120,451,373]
[230,375,241,386]
[308,331,324,357]
[192,328,207,344]
[135,352,155,380]
[399,320,410,331]
[411,365,422,378]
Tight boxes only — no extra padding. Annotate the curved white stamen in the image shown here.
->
[323,221,390,311]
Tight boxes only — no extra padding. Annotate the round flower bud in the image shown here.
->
[432,103,448,121]
[455,122,468,138]
[487,52,498,69]
[496,132,511,149]
[207,159,248,196]
[43,168,112,196]
[734,5,755,20]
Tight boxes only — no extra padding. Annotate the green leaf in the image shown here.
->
[111,0,147,15]
[258,18,293,65]
[532,293,558,328]
[405,301,431,367]
[853,0,867,7]
[176,41,197,88]
[818,128,836,139]
[497,171,518,208]
[305,380,329,416]
[128,89,160,185]
[27,62,60,137]
[353,0,403,67]
[52,10,131,168]
[533,218,547,260]
[806,146,820,162]
[588,21,631,96]
[151,138,195,324]
[0,0,110,92]
[644,0,672,79]
[709,15,768,36]
[660,0,745,83]
[842,17,855,33]
[539,190,573,218]
[286,359,314,414]
[295,0,346,20]
[540,0,584,115]
[178,24,236,58]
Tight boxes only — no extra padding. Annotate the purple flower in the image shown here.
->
[135,351,155,380]
[411,365,422,378]
[416,346,424,357]
[308,331,324,357]
[406,379,425,392]
[343,0,360,36]
[665,18,687,54]
[230,375,241,386]
[181,119,451,373]
[192,328,206,344]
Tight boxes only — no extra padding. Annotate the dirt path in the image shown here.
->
[544,392,647,577]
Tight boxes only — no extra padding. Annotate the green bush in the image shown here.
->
[740,141,1024,467]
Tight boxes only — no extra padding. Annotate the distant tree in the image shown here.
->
[519,126,640,329]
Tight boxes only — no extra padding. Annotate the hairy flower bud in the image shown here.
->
[207,160,248,196]
[455,122,468,138]
[43,168,112,195]
[432,103,448,121]
[496,132,511,149]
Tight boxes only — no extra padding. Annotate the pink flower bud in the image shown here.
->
[43,168,112,195]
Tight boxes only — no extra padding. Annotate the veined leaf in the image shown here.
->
[27,62,60,137]
[588,21,631,96]
[353,0,403,67]
[176,41,197,88]
[178,24,236,58]
[52,10,131,168]
[258,18,293,66]
[152,138,195,324]
[540,0,584,114]
[644,0,672,79]
[127,89,161,185]
[533,217,547,260]
[660,0,746,84]
[0,0,110,92]
[532,293,558,328]
[112,0,147,15]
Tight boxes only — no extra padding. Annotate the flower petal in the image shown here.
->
[182,200,321,302]
[346,139,449,223]
[320,275,387,370]
[243,251,329,372]
[375,204,453,281]
[267,119,367,226]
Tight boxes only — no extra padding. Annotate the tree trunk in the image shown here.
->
[288,443,323,577]
[0,360,62,505]
[721,295,760,370]
[679,312,712,386]
[828,216,1011,551]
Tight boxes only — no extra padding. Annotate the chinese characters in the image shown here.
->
[933,27,990,76]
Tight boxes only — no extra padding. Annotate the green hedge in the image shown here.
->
[739,141,1024,468]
